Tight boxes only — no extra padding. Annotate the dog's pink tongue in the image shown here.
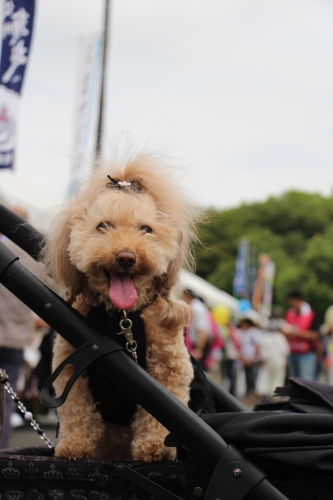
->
[109,273,138,310]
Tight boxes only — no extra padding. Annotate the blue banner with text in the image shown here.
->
[0,0,35,169]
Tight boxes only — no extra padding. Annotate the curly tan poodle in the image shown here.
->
[43,152,198,462]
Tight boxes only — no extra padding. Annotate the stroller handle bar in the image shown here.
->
[0,204,44,260]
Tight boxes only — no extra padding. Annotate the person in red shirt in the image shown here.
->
[282,290,319,380]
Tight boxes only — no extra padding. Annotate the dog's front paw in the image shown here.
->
[132,441,176,463]
[55,443,94,461]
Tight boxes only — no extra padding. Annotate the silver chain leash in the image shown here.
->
[0,368,55,449]
[117,310,138,363]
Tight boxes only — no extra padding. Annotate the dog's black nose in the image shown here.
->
[116,251,136,270]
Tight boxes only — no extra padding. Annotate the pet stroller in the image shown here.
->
[1,205,333,500]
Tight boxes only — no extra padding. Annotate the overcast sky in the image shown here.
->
[8,0,333,209]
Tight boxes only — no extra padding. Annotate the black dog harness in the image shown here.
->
[86,305,147,425]
[85,304,216,426]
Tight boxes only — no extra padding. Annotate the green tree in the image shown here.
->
[195,191,333,322]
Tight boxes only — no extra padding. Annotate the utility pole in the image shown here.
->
[95,0,110,159]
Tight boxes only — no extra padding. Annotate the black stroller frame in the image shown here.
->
[0,204,288,500]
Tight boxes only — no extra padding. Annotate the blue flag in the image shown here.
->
[0,0,35,169]
[233,239,248,299]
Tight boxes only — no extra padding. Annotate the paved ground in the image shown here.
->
[8,413,58,450]
[9,425,57,449]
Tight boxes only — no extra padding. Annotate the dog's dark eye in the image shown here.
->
[140,225,153,233]
[97,222,113,231]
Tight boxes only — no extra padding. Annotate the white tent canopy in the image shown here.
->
[176,269,264,326]
[0,170,56,231]
[176,268,239,312]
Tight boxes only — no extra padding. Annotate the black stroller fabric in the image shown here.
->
[165,377,333,498]
[254,377,333,415]
[200,411,333,477]
[0,446,211,500]
[2,443,333,500]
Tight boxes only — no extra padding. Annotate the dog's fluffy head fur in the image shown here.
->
[43,152,199,311]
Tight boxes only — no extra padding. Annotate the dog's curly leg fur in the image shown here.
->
[53,335,105,460]
[131,297,194,462]
[53,300,105,460]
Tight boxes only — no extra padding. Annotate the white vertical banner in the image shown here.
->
[261,259,276,318]
[68,34,102,197]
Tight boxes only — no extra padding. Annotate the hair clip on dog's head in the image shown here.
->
[106,176,142,192]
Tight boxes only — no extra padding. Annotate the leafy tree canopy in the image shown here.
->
[195,191,333,322]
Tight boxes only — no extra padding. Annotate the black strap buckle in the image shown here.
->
[40,336,123,408]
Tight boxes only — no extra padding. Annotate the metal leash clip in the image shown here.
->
[117,310,138,363]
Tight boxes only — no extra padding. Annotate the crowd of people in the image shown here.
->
[182,288,333,404]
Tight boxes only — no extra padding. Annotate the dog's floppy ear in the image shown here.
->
[43,208,88,304]
[165,247,183,291]
[155,233,185,297]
